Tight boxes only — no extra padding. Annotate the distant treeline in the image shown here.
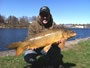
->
[0,14,37,24]
[0,14,37,28]
[0,14,90,28]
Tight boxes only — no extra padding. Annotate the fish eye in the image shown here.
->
[70,31,74,33]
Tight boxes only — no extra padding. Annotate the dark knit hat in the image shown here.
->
[39,6,50,15]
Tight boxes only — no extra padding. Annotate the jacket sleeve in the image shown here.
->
[28,23,36,36]
[24,23,36,41]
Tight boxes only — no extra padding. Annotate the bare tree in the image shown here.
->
[0,14,5,23]
[19,16,29,23]
[31,16,37,22]
[6,16,19,24]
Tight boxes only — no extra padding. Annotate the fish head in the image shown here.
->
[66,30,77,39]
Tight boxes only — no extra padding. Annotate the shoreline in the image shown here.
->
[0,37,90,56]
[65,37,90,46]
[0,23,29,29]
[0,23,90,29]
[62,37,90,50]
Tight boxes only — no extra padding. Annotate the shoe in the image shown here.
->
[24,65,31,68]
[59,65,64,68]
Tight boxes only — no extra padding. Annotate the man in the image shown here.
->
[24,6,64,68]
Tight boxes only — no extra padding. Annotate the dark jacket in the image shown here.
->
[25,14,56,41]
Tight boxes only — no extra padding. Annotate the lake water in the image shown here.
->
[0,28,90,51]
[68,28,90,40]
[0,29,28,51]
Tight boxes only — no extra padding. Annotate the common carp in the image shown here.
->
[7,28,77,56]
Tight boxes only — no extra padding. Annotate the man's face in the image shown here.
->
[39,12,50,24]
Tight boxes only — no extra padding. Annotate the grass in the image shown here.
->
[0,54,28,68]
[0,40,90,68]
[62,40,90,68]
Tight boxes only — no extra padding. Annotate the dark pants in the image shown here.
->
[24,44,64,66]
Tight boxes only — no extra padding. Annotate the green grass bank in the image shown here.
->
[0,40,90,68]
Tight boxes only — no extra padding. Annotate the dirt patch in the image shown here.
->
[0,37,90,56]
[62,37,90,50]
[0,50,16,57]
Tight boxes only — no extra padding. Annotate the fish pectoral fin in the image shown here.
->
[43,45,51,53]
[16,47,24,57]
[59,39,66,48]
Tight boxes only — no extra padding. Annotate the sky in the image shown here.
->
[0,0,90,24]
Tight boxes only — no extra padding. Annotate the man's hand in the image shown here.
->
[56,40,62,44]
[43,45,51,53]
[27,46,37,50]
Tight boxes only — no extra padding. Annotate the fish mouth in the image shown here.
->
[71,33,77,38]
[73,32,77,36]
[69,32,77,38]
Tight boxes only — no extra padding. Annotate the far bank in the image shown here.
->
[0,23,30,29]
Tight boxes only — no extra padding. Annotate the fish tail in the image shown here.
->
[7,42,28,57]
[7,42,24,49]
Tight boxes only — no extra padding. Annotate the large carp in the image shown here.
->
[7,28,77,56]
